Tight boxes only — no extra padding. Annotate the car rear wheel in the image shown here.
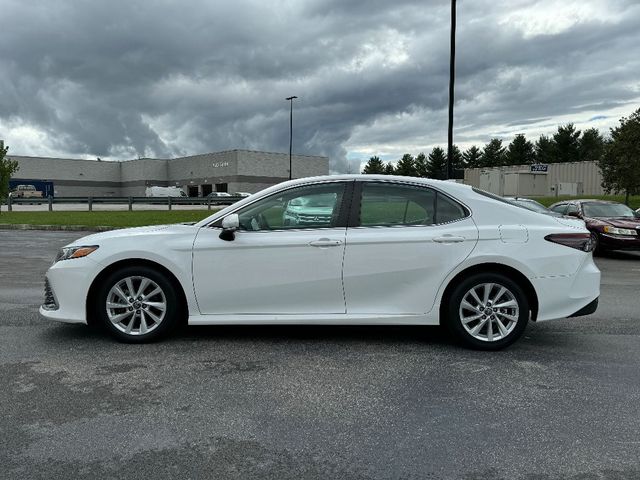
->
[445,273,529,350]
[96,266,180,343]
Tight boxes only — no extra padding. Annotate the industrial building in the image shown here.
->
[8,149,329,197]
[464,161,605,197]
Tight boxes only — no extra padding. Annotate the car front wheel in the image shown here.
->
[96,266,180,343]
[446,273,529,350]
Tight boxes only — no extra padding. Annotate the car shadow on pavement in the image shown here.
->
[41,322,459,348]
[175,323,458,348]
[40,323,111,343]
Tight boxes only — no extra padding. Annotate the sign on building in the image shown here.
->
[530,164,548,173]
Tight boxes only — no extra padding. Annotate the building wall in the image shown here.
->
[120,158,169,196]
[464,161,605,197]
[236,150,328,181]
[8,150,330,197]
[168,151,238,197]
[9,156,122,196]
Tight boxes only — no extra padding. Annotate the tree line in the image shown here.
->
[362,123,608,179]
[361,108,640,202]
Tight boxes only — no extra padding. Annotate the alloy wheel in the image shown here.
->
[458,282,520,342]
[106,276,167,336]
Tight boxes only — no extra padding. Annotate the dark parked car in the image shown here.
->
[505,197,562,217]
[549,200,640,254]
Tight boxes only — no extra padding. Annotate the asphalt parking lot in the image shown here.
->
[1,230,640,480]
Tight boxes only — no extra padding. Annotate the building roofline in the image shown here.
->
[170,149,328,161]
[9,149,329,163]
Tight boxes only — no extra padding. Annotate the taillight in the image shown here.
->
[544,233,594,252]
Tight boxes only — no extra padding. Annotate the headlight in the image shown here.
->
[603,226,638,236]
[55,245,99,262]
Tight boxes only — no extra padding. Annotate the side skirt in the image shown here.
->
[187,312,438,326]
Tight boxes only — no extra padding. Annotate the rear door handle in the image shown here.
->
[433,235,465,244]
[309,238,343,248]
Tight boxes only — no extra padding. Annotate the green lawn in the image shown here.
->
[0,210,215,228]
[534,194,640,210]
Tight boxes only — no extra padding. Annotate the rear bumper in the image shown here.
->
[531,254,601,322]
[568,297,598,317]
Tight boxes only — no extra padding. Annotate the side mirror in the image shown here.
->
[219,214,239,241]
[567,211,581,218]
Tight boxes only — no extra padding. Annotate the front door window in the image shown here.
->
[234,183,346,231]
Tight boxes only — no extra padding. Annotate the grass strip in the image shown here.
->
[0,210,214,228]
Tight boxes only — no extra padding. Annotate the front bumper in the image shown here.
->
[39,256,102,324]
[598,233,640,251]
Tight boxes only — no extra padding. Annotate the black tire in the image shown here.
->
[445,272,529,351]
[95,265,181,343]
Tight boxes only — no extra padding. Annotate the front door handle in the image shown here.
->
[433,235,465,244]
[309,238,343,248]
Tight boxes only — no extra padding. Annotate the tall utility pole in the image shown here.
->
[286,96,298,180]
[447,0,457,180]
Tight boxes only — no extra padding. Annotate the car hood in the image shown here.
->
[67,223,198,247]
[585,217,640,229]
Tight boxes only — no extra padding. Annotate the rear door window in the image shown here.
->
[358,183,467,227]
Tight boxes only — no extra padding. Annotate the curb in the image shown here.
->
[0,224,116,232]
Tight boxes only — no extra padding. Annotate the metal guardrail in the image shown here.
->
[5,196,245,211]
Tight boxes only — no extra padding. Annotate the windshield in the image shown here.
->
[583,202,636,218]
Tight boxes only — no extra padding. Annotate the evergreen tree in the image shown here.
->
[394,153,418,177]
[451,145,464,170]
[384,162,395,175]
[535,135,556,164]
[426,147,447,179]
[505,134,536,165]
[480,138,506,167]
[414,152,429,178]
[553,123,581,163]
[462,146,482,168]
[579,128,606,163]
[362,156,386,174]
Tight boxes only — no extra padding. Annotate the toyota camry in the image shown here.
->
[41,175,600,350]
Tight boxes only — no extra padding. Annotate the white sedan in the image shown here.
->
[41,175,600,350]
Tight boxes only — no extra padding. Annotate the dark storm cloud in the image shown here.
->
[0,0,638,171]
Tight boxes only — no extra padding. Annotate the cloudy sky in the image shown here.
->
[0,0,639,172]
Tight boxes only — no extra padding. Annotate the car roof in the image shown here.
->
[575,199,620,204]
[284,174,474,193]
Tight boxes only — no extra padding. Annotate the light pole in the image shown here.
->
[447,0,457,180]
[286,96,298,180]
